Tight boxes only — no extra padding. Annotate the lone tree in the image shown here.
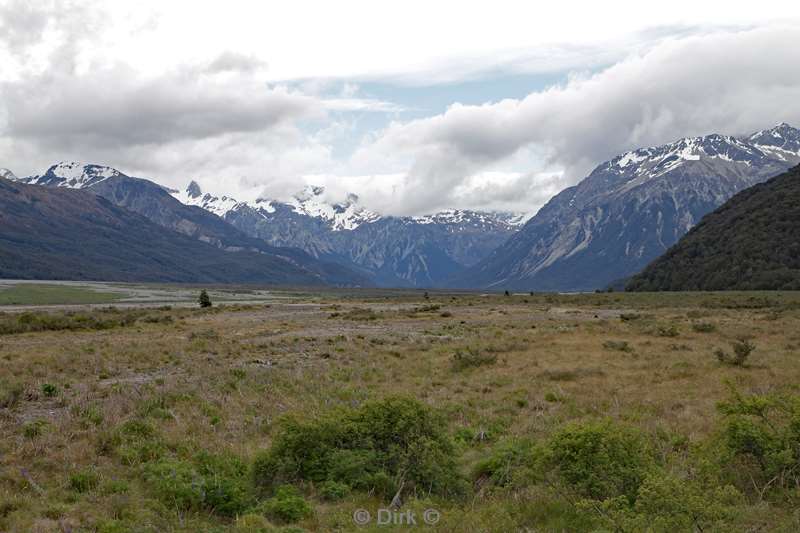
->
[198,289,212,308]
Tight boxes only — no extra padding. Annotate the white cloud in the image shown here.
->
[355,25,800,214]
[2,2,800,217]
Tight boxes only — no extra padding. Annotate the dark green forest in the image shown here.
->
[628,165,800,291]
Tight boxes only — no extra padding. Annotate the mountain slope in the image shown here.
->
[15,163,368,286]
[0,177,334,285]
[452,123,800,291]
[626,165,800,291]
[173,182,526,287]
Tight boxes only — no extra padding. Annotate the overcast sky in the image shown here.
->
[1,1,800,215]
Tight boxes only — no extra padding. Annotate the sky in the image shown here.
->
[1,1,800,216]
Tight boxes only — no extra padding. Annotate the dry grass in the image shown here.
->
[1,292,799,531]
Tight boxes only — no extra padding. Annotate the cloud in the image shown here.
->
[356,25,800,214]
[205,51,267,74]
[3,68,321,147]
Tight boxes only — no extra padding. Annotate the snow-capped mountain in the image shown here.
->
[172,183,381,232]
[0,168,17,181]
[15,161,123,189]
[171,181,526,286]
[453,123,800,291]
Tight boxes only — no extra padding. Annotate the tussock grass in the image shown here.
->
[0,290,799,531]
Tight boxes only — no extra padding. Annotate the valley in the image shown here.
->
[1,289,800,531]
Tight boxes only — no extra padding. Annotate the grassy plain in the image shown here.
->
[1,290,799,532]
[0,284,123,306]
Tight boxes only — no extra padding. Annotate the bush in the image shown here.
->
[716,388,800,493]
[692,322,717,333]
[451,347,497,371]
[543,420,651,502]
[69,469,100,493]
[144,451,251,516]
[715,339,755,366]
[318,480,350,501]
[256,486,312,524]
[199,290,212,308]
[472,438,536,489]
[253,397,464,499]
[41,383,58,397]
[602,340,632,352]
[593,472,742,532]
[0,380,24,408]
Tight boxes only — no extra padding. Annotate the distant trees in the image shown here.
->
[199,290,212,308]
[627,166,800,291]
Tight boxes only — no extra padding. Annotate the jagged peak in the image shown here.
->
[186,180,203,199]
[0,168,17,181]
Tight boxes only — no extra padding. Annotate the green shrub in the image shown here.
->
[472,438,536,489]
[69,469,100,493]
[22,419,48,439]
[253,397,464,499]
[543,420,651,502]
[256,486,312,524]
[41,383,58,397]
[715,339,756,366]
[602,340,632,352]
[717,388,800,493]
[692,322,717,333]
[144,452,251,516]
[0,380,24,408]
[318,480,350,501]
[451,347,497,371]
[593,472,742,532]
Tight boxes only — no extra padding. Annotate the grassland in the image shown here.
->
[0,284,123,306]
[1,291,799,532]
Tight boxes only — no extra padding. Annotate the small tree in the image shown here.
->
[198,290,212,308]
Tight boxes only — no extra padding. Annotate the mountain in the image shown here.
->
[626,165,800,291]
[13,163,368,286]
[0,168,17,181]
[172,183,527,287]
[0,176,344,285]
[452,123,800,291]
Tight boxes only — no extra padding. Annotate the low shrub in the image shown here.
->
[715,339,756,366]
[318,480,350,501]
[69,469,100,493]
[472,438,536,489]
[593,472,742,532]
[451,347,497,371]
[542,419,651,502]
[252,397,464,499]
[716,388,800,493]
[255,485,312,524]
[692,322,717,333]
[602,340,632,352]
[143,451,251,516]
[0,380,24,408]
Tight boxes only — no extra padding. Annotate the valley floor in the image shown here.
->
[1,288,800,531]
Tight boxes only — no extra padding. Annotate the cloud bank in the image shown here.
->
[1,1,799,215]
[357,25,800,214]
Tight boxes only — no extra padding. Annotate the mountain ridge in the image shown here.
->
[450,123,800,291]
[626,164,800,291]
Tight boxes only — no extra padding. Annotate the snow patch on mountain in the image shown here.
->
[21,161,122,189]
[286,185,381,231]
[0,168,17,181]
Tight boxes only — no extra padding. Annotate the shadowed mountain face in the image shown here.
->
[13,164,369,287]
[451,123,800,291]
[0,177,342,285]
[175,182,527,287]
[627,165,800,291]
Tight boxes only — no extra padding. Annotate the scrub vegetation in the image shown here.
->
[1,290,800,531]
